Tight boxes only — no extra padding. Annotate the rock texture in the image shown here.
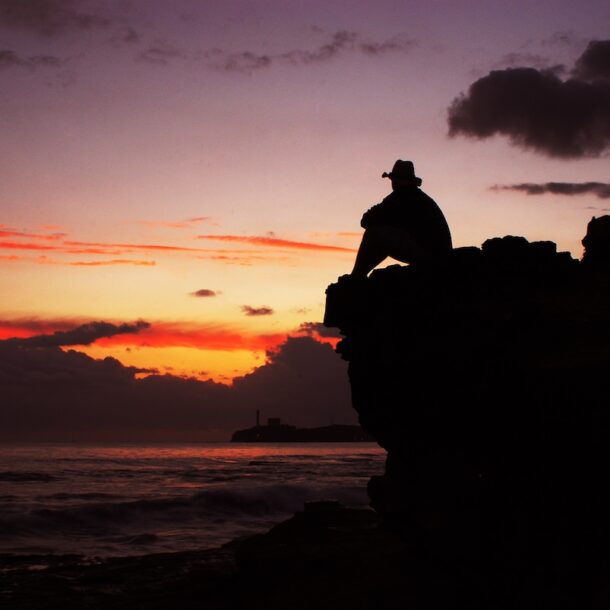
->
[324,217,610,607]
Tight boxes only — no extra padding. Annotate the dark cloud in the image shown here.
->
[0,335,353,441]
[0,48,62,69]
[574,40,610,80]
[298,321,342,339]
[241,305,274,317]
[191,289,218,298]
[448,40,610,158]
[230,337,352,428]
[0,0,110,36]
[204,30,415,74]
[492,182,610,199]
[4,320,149,348]
[0,343,151,386]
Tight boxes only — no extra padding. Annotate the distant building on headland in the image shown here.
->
[231,412,372,442]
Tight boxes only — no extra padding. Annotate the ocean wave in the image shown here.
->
[110,533,159,546]
[0,482,368,541]
[37,492,122,501]
[0,472,57,482]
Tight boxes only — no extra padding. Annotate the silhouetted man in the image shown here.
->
[351,160,452,277]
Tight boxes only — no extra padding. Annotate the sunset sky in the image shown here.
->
[1,1,609,438]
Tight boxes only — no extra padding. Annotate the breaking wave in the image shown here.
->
[0,442,385,557]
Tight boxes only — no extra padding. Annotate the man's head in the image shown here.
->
[382,160,422,190]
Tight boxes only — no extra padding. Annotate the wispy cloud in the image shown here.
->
[198,253,293,266]
[0,254,27,262]
[203,30,415,74]
[0,240,65,252]
[492,182,610,199]
[63,240,202,253]
[0,226,66,240]
[137,39,186,66]
[139,217,216,229]
[241,305,274,317]
[67,258,156,267]
[307,231,362,240]
[0,224,350,268]
[336,231,362,238]
[0,0,111,36]
[0,253,156,267]
[197,234,355,253]
[0,48,62,70]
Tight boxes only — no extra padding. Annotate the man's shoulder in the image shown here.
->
[414,187,434,200]
[380,192,399,204]
[413,188,441,208]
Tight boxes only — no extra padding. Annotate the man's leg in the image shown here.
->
[351,225,425,278]
[351,227,389,277]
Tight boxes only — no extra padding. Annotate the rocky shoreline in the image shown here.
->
[1,501,424,610]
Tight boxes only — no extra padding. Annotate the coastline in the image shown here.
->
[1,501,417,610]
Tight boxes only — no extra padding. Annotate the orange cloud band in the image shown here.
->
[0,318,286,352]
[98,322,285,351]
[197,235,356,253]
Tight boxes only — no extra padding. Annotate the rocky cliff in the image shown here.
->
[324,216,610,607]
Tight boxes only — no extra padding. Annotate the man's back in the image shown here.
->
[361,186,452,254]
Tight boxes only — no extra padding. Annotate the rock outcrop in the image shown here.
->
[324,218,610,607]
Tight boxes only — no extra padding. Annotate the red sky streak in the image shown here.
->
[197,235,356,252]
[97,323,286,351]
[0,318,287,352]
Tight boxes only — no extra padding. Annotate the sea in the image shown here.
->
[0,443,386,558]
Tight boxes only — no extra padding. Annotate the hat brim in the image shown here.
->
[382,172,422,186]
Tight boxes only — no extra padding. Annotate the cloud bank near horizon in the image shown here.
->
[0,334,353,441]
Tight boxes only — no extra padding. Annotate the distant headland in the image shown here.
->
[231,412,372,442]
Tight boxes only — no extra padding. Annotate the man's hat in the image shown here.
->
[382,160,422,186]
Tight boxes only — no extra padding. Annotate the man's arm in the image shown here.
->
[360,202,387,229]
